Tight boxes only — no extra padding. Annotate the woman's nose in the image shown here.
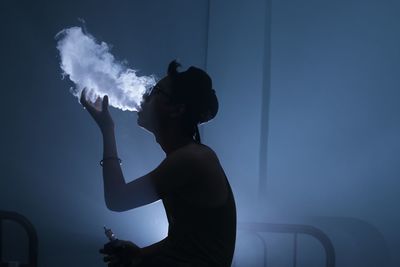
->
[140,95,148,106]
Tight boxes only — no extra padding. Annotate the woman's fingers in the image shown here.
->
[80,88,88,108]
[100,240,121,255]
[103,255,117,262]
[95,96,102,110]
[80,88,96,112]
[81,90,109,113]
[102,95,109,112]
[79,89,114,131]
[80,89,102,114]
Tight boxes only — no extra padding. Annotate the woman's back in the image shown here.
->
[144,144,237,267]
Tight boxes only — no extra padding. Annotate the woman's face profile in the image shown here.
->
[137,77,174,133]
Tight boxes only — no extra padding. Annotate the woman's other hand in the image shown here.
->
[80,88,114,133]
[100,239,142,267]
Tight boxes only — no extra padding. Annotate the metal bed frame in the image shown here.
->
[0,211,38,267]
[0,211,335,267]
[233,222,335,267]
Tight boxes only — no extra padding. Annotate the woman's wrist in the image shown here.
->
[100,157,122,167]
[101,127,118,159]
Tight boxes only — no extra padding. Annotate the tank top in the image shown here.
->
[148,175,237,267]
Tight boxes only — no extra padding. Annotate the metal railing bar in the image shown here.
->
[0,220,2,262]
[293,233,297,267]
[0,211,38,267]
[254,233,268,267]
[238,222,335,267]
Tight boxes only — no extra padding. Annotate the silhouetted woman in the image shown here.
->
[80,60,236,267]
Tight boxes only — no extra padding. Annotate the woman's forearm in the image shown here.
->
[101,128,126,211]
[102,128,118,158]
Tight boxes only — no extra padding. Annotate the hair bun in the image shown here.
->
[198,89,218,124]
[167,61,219,125]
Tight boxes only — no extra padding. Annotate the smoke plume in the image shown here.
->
[56,26,156,111]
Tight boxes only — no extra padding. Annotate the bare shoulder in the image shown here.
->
[173,143,221,174]
[179,143,217,161]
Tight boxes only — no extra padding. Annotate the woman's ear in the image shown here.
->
[169,104,186,119]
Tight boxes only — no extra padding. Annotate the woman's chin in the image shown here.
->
[137,117,152,132]
[137,113,145,125]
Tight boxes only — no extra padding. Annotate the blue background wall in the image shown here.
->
[1,0,399,266]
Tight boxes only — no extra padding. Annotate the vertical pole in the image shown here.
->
[293,233,298,267]
[199,0,211,140]
[204,0,210,71]
[258,0,272,199]
[0,219,3,263]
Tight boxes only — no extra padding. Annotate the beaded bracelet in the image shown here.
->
[100,157,122,167]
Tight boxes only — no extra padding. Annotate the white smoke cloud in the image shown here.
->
[56,26,156,111]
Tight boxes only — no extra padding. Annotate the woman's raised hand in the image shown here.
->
[80,88,114,133]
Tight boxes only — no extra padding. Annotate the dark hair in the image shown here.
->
[167,60,219,143]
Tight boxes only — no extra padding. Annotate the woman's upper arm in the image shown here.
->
[119,148,201,211]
